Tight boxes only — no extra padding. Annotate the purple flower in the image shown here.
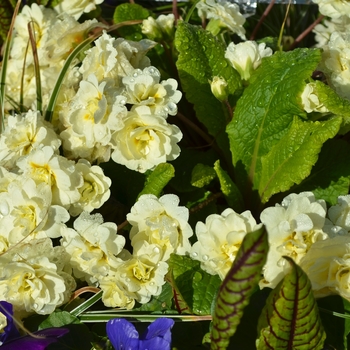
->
[0,301,20,345]
[106,318,175,350]
[0,327,69,350]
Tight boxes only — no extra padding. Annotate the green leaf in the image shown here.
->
[137,163,175,199]
[259,116,342,203]
[213,159,244,212]
[175,21,241,162]
[39,310,81,330]
[191,163,216,188]
[210,226,268,350]
[256,257,326,350]
[113,3,150,40]
[137,282,174,312]
[168,254,222,315]
[227,49,321,198]
[289,139,350,206]
[313,80,350,119]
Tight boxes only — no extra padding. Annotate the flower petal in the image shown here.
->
[141,318,174,343]
[1,327,69,350]
[107,318,140,350]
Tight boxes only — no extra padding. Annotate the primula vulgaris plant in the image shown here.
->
[2,0,350,349]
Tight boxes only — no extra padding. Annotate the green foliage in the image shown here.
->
[175,21,242,162]
[137,282,174,312]
[289,139,350,206]
[213,160,243,212]
[259,116,342,203]
[113,3,150,40]
[191,163,217,188]
[256,257,326,350]
[39,310,81,329]
[168,254,222,315]
[210,226,268,350]
[137,163,175,199]
[227,48,322,205]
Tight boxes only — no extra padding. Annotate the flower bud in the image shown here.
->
[210,76,228,101]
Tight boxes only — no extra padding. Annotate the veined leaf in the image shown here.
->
[168,254,222,315]
[210,226,268,350]
[175,21,241,162]
[214,159,243,212]
[137,163,175,199]
[256,257,326,350]
[289,139,350,206]
[259,116,342,203]
[227,49,321,197]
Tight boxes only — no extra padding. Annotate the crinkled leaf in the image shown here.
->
[168,254,222,315]
[191,163,216,188]
[289,139,350,206]
[137,282,174,312]
[313,80,350,118]
[227,49,321,198]
[214,159,243,212]
[138,163,175,199]
[256,257,326,350]
[113,3,150,40]
[259,116,342,203]
[210,226,268,350]
[39,310,81,330]
[175,21,241,161]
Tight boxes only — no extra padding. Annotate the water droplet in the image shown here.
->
[202,255,208,261]
[153,246,160,254]
[191,252,198,258]
[331,226,338,233]
[150,282,154,286]
[167,102,177,115]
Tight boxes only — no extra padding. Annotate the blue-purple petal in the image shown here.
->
[139,336,172,350]
[0,301,20,344]
[107,318,140,350]
[141,318,174,343]
[0,327,69,350]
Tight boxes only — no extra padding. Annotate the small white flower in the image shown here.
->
[320,31,350,100]
[127,194,193,261]
[16,145,83,208]
[61,212,125,283]
[312,0,350,19]
[196,0,246,39]
[54,0,104,20]
[99,270,135,309]
[0,238,76,316]
[313,16,350,48]
[0,110,60,169]
[111,106,182,173]
[142,14,175,41]
[70,159,111,217]
[300,235,350,300]
[117,241,168,304]
[225,41,273,81]
[191,208,262,280]
[328,195,350,232]
[0,177,70,246]
[123,66,181,117]
[260,192,329,289]
[300,83,329,113]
